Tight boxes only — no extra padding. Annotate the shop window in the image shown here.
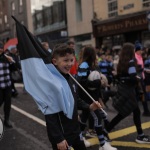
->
[75,0,82,22]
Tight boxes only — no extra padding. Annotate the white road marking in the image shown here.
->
[11,105,46,126]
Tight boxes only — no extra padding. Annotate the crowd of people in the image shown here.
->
[0,39,150,150]
[67,40,150,150]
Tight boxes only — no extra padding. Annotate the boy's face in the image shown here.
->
[52,53,74,74]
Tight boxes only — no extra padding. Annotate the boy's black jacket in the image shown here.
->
[45,73,90,145]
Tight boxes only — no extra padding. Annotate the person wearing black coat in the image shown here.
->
[0,41,16,128]
[45,44,102,150]
[106,43,150,144]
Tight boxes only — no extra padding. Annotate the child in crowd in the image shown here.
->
[77,46,117,150]
[45,44,102,150]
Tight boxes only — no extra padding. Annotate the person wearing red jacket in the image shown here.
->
[67,41,78,76]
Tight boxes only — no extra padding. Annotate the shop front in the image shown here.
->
[92,11,149,49]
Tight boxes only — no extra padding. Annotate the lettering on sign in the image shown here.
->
[95,14,148,36]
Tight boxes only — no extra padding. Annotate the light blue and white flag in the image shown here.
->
[12,16,74,119]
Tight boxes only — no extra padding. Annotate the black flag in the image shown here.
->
[12,16,74,119]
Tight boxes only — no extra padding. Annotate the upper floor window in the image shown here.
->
[11,2,15,16]
[0,18,2,25]
[4,15,7,23]
[75,0,82,22]
[108,0,118,18]
[18,0,23,13]
[21,20,24,25]
[19,0,23,6]
[35,12,43,28]
[11,2,15,10]
[143,0,150,8]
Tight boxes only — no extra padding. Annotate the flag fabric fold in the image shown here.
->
[12,16,74,119]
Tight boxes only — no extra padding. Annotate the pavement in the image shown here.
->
[0,83,150,150]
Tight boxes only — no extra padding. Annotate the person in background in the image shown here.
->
[41,42,52,54]
[0,41,15,128]
[7,45,21,97]
[135,41,150,116]
[113,55,119,73]
[144,47,150,101]
[77,46,117,150]
[105,43,150,144]
[98,53,112,84]
[67,41,78,77]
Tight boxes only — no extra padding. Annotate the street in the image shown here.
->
[0,84,150,150]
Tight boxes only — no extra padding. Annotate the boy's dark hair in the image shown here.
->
[52,44,75,58]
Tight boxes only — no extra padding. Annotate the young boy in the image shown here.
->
[45,44,102,150]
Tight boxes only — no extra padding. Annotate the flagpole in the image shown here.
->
[69,73,107,116]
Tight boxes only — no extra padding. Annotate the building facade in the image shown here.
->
[92,0,150,49]
[0,0,32,43]
[31,0,68,49]
[66,0,95,54]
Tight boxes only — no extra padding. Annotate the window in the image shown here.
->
[21,20,24,25]
[11,2,15,16]
[11,2,15,10]
[36,12,43,28]
[108,12,118,18]
[143,0,150,8]
[19,0,23,6]
[4,15,7,23]
[108,0,118,18]
[43,7,53,26]
[18,0,23,13]
[108,1,117,11]
[75,0,82,22]
[0,18,2,25]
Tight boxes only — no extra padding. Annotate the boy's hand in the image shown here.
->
[89,101,102,111]
[57,140,68,150]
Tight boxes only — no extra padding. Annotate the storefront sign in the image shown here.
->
[94,13,148,37]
